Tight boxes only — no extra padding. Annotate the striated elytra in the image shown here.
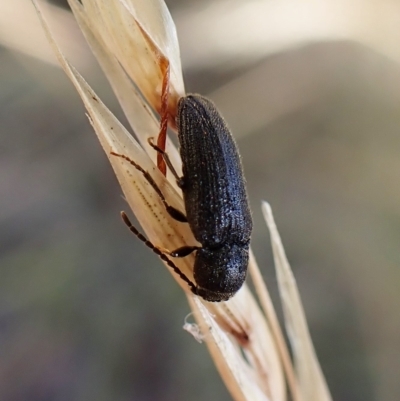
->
[174,94,253,301]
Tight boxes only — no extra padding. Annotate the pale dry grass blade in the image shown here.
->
[118,0,184,89]
[188,283,285,401]
[248,250,302,401]
[78,0,184,116]
[262,202,332,401]
[67,0,182,189]
[205,285,285,401]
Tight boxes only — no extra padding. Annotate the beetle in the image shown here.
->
[112,94,252,302]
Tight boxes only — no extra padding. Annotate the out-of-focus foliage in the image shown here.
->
[1,0,400,400]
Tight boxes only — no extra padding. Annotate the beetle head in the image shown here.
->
[193,244,249,302]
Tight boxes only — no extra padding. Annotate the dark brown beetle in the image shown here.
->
[113,94,252,302]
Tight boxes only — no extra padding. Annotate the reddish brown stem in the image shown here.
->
[157,60,170,176]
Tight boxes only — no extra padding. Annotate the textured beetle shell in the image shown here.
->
[177,94,252,249]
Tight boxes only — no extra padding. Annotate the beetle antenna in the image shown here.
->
[110,151,187,222]
[120,211,198,295]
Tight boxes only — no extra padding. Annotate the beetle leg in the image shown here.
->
[168,245,201,258]
[147,137,182,182]
[120,212,198,295]
[111,152,187,222]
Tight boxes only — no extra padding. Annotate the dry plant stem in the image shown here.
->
[75,0,184,116]
[248,250,302,401]
[189,294,276,401]
[262,202,332,401]
[67,0,182,190]
[203,285,285,400]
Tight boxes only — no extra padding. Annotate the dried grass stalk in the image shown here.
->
[32,1,332,400]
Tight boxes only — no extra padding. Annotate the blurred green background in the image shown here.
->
[1,0,400,400]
